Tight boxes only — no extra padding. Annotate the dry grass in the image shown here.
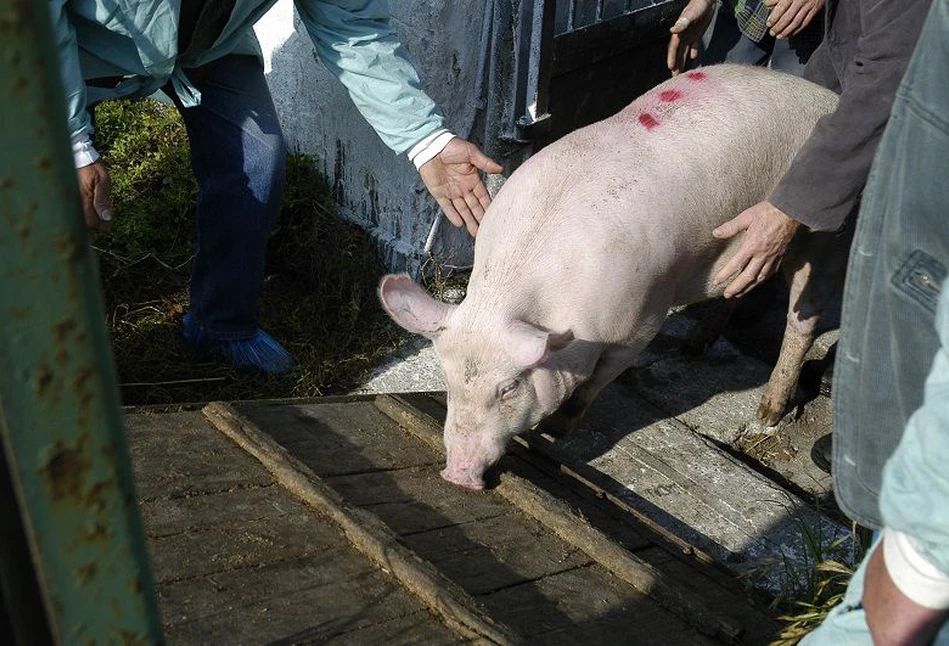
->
[766,517,872,645]
[93,99,405,406]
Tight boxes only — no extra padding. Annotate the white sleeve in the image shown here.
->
[407,130,456,170]
[71,132,100,168]
[883,527,949,610]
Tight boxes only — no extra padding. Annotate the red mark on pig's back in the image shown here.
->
[638,112,660,130]
[686,71,707,81]
[659,89,682,103]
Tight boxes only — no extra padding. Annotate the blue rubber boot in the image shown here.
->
[182,313,294,375]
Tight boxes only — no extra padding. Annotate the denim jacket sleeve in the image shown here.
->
[294,0,446,155]
[49,1,93,142]
[881,277,949,578]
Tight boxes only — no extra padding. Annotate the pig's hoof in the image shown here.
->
[755,402,784,428]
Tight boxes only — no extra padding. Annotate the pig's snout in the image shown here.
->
[441,427,507,491]
[440,466,486,491]
[441,447,500,491]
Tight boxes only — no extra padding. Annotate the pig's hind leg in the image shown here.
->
[757,226,852,426]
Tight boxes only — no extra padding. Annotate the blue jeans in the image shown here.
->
[704,1,823,75]
[168,55,287,340]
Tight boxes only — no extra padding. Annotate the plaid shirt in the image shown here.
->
[729,0,772,42]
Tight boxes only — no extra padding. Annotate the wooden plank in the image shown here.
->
[146,515,341,584]
[376,395,746,643]
[329,468,515,526]
[621,334,771,446]
[202,401,521,645]
[393,393,655,553]
[354,500,507,537]
[159,552,458,644]
[138,483,311,537]
[265,610,464,646]
[400,515,593,596]
[126,411,271,499]
[126,405,471,645]
[632,545,777,646]
[481,565,714,644]
[554,384,850,593]
[237,401,442,476]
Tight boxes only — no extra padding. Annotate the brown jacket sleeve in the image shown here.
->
[769,0,933,232]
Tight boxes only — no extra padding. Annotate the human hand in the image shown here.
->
[864,538,949,646]
[764,0,825,39]
[76,161,113,233]
[712,200,800,298]
[667,0,715,75]
[419,137,503,236]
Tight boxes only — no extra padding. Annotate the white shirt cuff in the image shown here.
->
[407,129,456,170]
[72,132,100,168]
[883,527,949,610]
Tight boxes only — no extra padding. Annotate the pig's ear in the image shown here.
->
[378,274,454,339]
[505,321,574,368]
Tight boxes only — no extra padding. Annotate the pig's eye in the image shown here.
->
[498,380,520,400]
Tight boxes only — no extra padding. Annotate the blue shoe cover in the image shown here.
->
[182,313,294,374]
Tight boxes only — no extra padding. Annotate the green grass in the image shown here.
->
[92,98,404,405]
[764,511,872,645]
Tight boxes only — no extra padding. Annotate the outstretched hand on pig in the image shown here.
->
[419,138,503,236]
[712,200,801,298]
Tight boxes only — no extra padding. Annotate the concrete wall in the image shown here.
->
[254,0,492,275]
[254,1,683,274]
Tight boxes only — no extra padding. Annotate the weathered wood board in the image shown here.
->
[126,409,462,645]
[125,394,778,644]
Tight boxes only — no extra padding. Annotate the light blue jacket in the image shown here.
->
[50,0,445,154]
[880,276,949,577]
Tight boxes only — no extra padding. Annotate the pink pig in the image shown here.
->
[380,64,846,490]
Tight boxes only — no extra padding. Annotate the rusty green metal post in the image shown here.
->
[0,1,164,643]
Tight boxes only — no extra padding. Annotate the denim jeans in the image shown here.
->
[704,1,823,75]
[168,54,287,339]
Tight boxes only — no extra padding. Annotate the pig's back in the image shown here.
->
[474,65,837,284]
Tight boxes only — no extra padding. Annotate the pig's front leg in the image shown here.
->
[683,297,741,356]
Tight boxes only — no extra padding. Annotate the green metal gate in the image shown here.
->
[0,1,164,643]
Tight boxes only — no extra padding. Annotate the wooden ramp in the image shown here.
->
[126,394,777,645]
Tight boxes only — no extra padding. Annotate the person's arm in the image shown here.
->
[666,0,715,75]
[862,530,949,646]
[770,0,932,232]
[712,0,932,297]
[871,277,949,644]
[294,0,501,233]
[764,0,824,40]
[49,1,113,231]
